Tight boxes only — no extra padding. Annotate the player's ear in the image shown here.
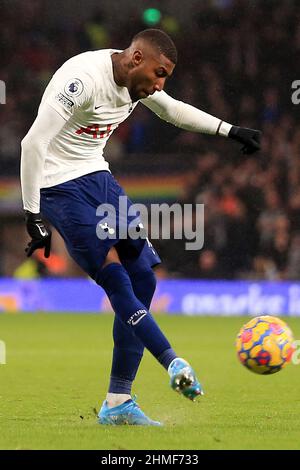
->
[132,49,143,67]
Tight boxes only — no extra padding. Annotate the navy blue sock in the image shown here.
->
[97,263,175,363]
[129,270,157,311]
[157,348,177,370]
[108,270,155,394]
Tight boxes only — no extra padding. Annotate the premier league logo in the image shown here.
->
[64,78,84,97]
[68,82,78,94]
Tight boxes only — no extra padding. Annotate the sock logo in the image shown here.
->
[127,309,147,326]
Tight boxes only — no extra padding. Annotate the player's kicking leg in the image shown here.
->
[167,358,204,401]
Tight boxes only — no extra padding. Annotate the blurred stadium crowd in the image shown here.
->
[1,0,300,280]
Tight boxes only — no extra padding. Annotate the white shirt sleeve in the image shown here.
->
[21,70,95,213]
[42,71,95,121]
[141,90,232,137]
[21,104,67,213]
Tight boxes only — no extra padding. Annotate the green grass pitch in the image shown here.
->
[0,313,299,450]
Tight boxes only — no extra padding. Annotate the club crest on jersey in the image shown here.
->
[64,78,84,97]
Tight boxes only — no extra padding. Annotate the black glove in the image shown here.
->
[228,125,261,155]
[25,211,52,258]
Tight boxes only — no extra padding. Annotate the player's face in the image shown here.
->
[128,48,175,101]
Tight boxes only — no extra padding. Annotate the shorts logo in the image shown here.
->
[127,310,147,326]
[98,222,115,235]
[64,78,84,97]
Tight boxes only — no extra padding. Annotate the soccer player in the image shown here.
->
[21,29,261,426]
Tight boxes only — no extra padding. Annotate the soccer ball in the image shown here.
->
[236,315,295,375]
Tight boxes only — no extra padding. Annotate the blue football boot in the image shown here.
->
[168,358,204,401]
[98,396,162,426]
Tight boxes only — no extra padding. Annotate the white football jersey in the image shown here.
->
[40,49,138,188]
[21,48,230,212]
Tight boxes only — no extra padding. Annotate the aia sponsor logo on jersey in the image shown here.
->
[75,124,112,139]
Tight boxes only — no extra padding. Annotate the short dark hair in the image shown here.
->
[132,29,177,64]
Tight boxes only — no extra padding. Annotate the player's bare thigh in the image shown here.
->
[102,246,121,268]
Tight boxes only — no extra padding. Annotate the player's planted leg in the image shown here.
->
[106,270,156,407]
[101,269,160,424]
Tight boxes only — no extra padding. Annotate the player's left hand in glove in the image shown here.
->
[25,211,52,258]
[228,125,261,154]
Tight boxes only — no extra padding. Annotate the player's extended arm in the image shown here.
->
[21,104,67,257]
[141,91,261,154]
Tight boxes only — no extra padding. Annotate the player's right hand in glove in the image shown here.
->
[25,211,52,258]
[228,125,261,155]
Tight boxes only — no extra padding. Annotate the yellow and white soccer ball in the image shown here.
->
[236,315,295,375]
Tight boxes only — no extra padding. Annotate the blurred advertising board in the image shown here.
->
[1,279,300,316]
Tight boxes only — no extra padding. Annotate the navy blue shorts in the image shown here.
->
[40,171,161,279]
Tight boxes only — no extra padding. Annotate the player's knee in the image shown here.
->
[131,268,156,288]
[95,262,130,295]
[94,247,123,287]
[102,246,121,268]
